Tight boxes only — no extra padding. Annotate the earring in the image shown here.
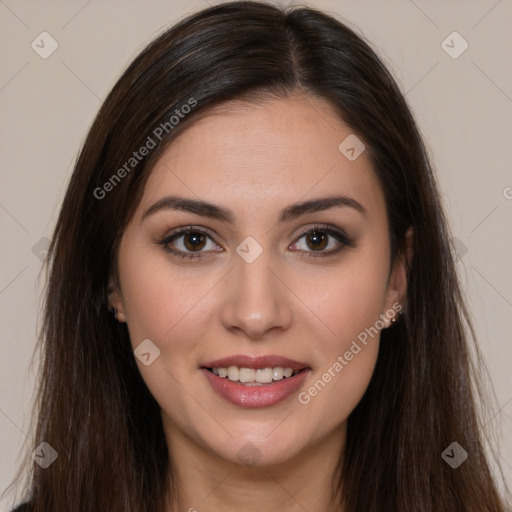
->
[390,308,402,325]
[111,306,118,320]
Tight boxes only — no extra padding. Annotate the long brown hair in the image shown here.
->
[8,2,509,510]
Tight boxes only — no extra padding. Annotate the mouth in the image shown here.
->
[200,355,311,408]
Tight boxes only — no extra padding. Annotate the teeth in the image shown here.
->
[272,367,284,380]
[227,366,239,381]
[210,366,300,383]
[283,367,293,378]
[239,368,256,383]
[256,368,273,383]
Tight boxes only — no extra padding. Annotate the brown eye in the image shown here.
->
[289,225,353,257]
[160,228,223,259]
[305,230,328,251]
[183,231,207,251]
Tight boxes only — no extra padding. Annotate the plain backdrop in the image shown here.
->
[1,0,511,509]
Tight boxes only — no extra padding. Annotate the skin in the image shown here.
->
[110,91,412,512]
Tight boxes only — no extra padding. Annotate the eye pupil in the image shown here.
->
[306,230,328,251]
[184,232,206,251]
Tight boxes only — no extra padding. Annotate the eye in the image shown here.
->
[289,225,354,257]
[158,227,223,260]
[158,224,354,261]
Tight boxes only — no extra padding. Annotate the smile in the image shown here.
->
[201,355,310,408]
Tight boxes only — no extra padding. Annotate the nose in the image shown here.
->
[219,251,293,340]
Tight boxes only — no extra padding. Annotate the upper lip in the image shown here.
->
[202,354,309,370]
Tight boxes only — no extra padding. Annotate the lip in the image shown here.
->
[201,355,311,408]
[201,368,310,408]
[202,354,309,371]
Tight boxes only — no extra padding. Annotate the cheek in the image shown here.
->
[118,240,212,350]
[117,240,226,412]
[117,244,212,424]
[291,244,389,417]
[295,247,390,350]
[294,274,383,428]
[119,255,174,348]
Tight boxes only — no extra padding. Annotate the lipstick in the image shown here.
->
[201,355,310,408]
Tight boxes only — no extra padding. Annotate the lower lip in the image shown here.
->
[201,368,310,408]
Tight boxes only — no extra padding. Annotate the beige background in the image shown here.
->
[1,0,511,508]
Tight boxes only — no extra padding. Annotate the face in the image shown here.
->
[111,92,409,468]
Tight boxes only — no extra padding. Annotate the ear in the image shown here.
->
[107,276,127,322]
[382,226,413,327]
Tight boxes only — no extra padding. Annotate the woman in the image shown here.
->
[8,1,509,510]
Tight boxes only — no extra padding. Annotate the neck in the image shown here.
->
[163,416,346,512]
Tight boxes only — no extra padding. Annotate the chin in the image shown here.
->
[200,419,318,468]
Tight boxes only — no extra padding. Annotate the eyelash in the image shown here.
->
[157,224,355,261]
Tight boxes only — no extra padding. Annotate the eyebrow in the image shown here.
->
[142,194,367,223]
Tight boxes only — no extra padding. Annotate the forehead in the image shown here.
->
[138,93,385,224]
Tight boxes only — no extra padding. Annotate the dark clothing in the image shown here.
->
[12,504,29,512]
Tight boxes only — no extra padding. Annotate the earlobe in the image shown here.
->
[107,276,127,322]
